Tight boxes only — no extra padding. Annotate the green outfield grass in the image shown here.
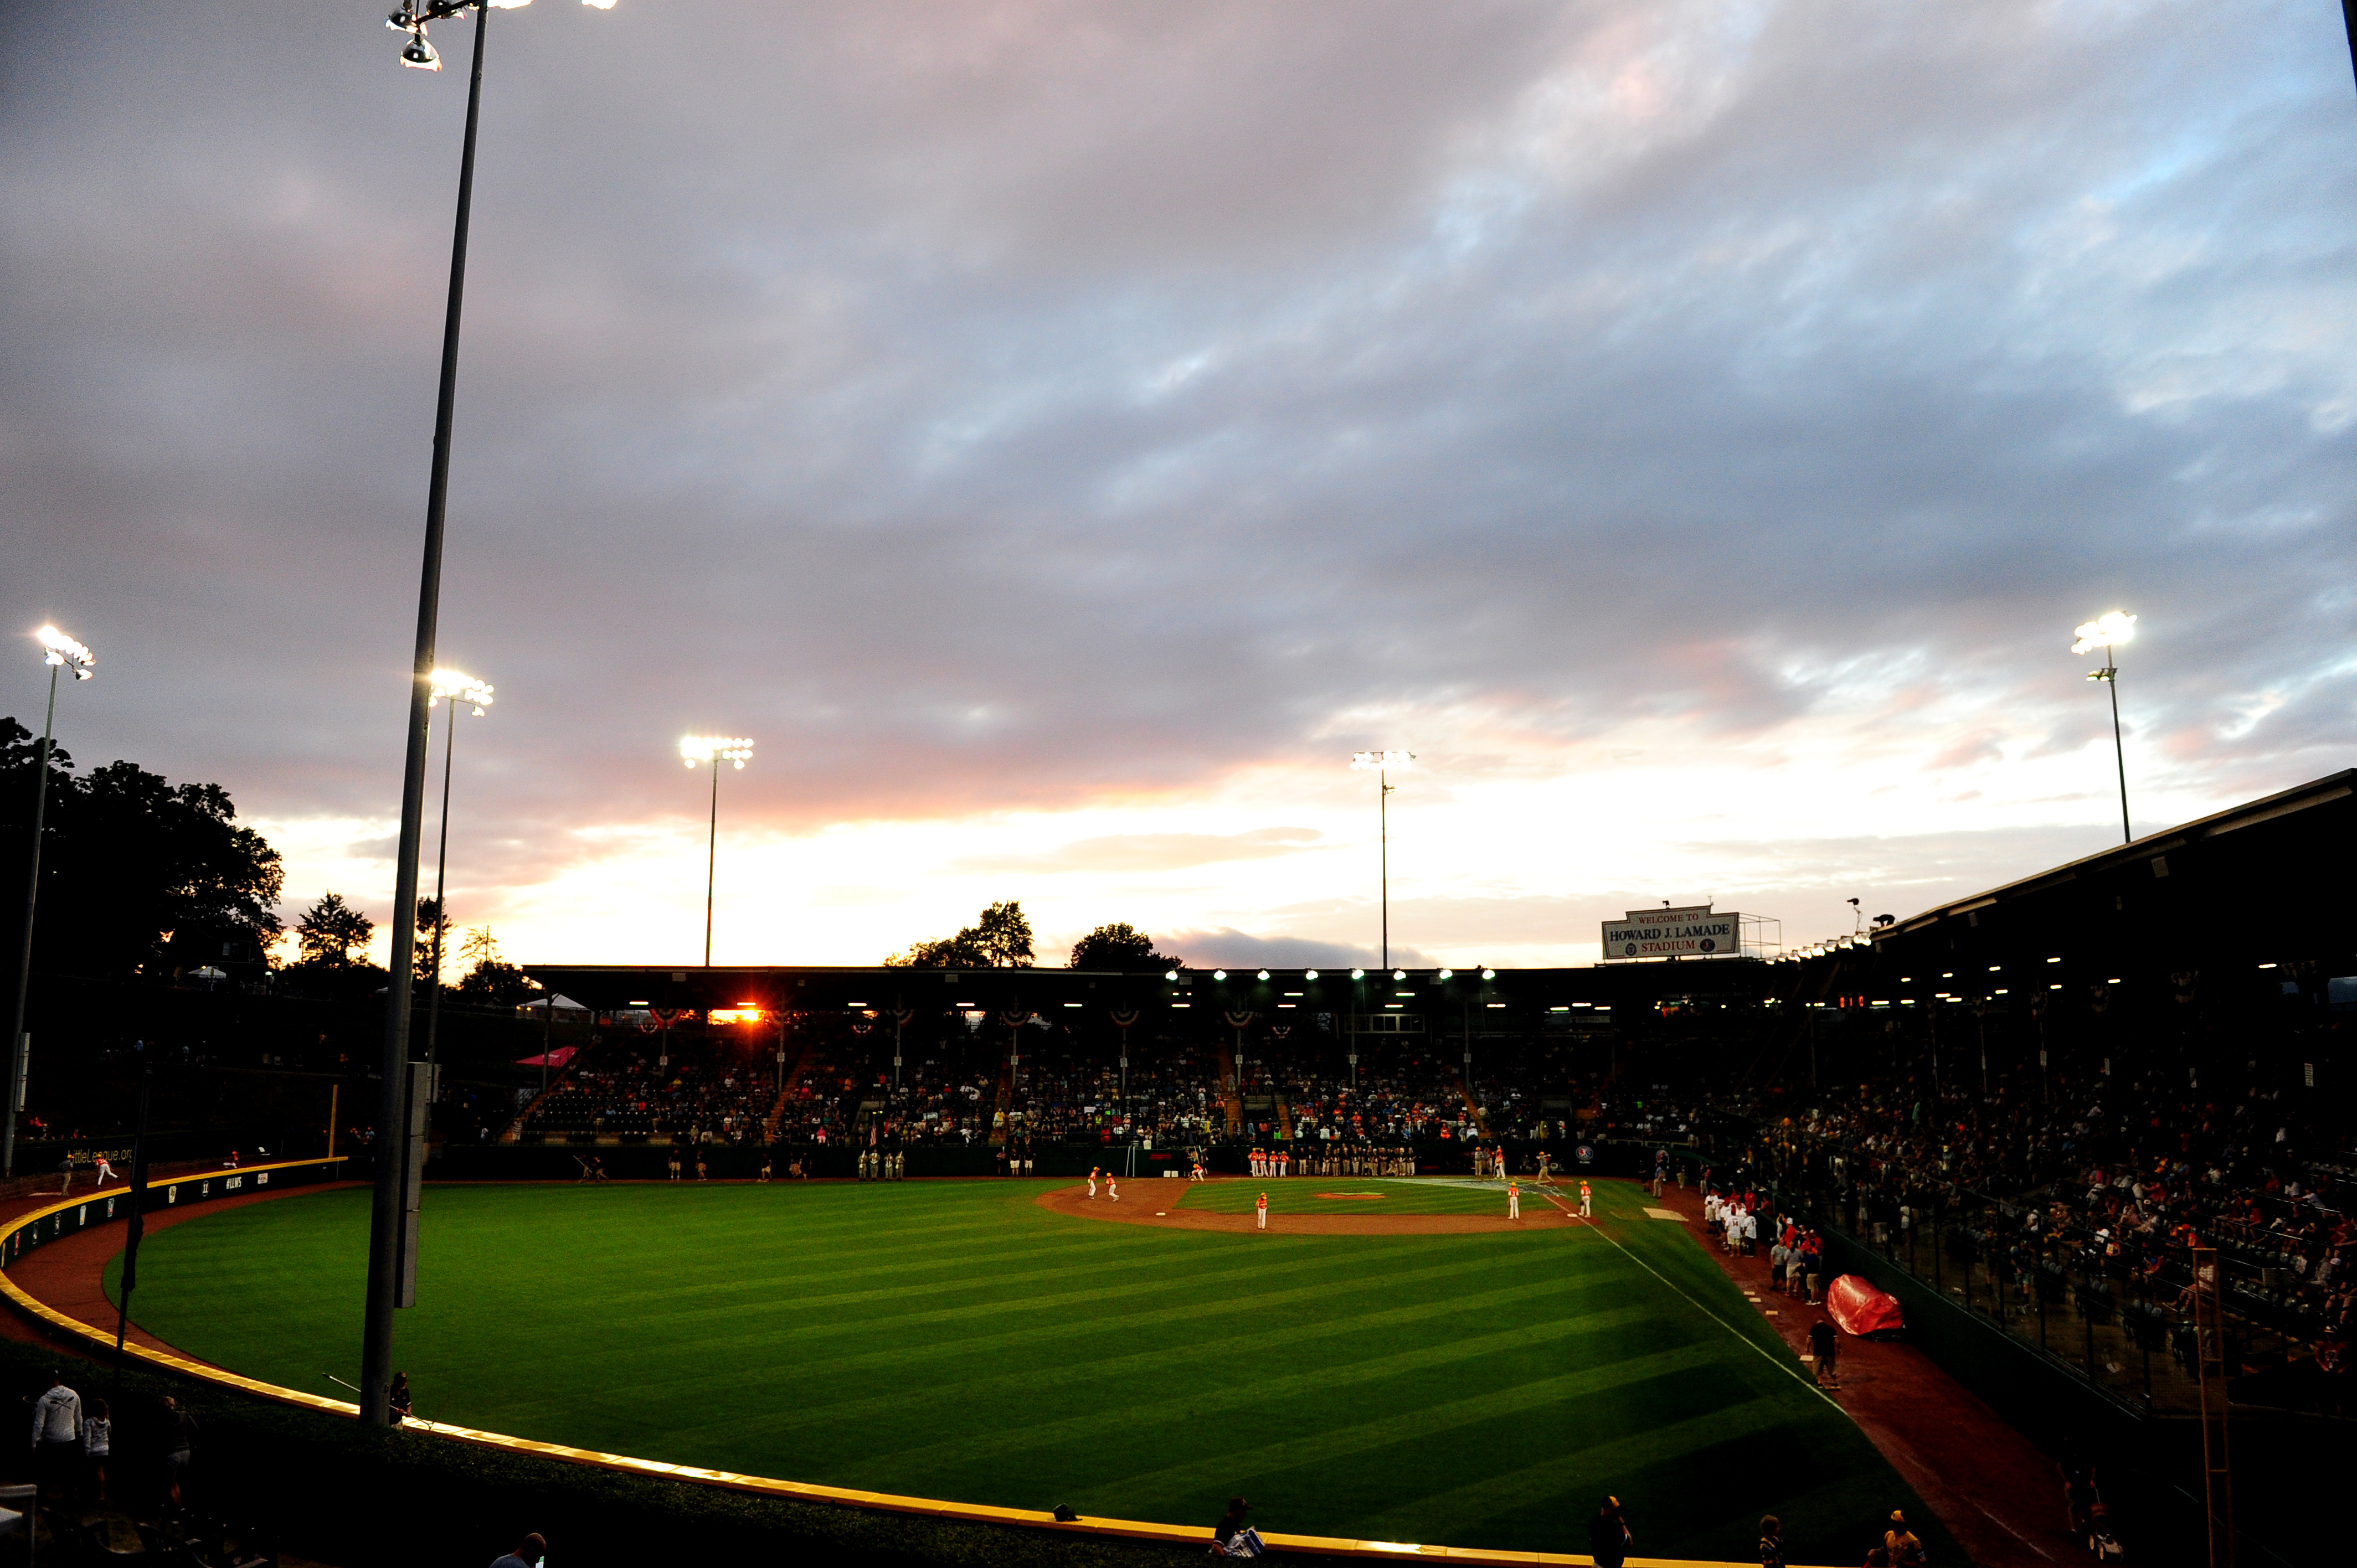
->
[1175,1176,1542,1215]
[109,1178,1953,1565]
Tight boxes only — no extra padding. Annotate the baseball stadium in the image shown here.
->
[0,771,2346,1567]
[9,5,2357,1567]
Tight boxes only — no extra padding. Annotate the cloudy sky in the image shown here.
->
[6,1,2354,972]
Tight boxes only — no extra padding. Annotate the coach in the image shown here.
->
[30,1369,80,1501]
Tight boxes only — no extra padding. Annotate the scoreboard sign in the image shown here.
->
[1602,906,1740,960]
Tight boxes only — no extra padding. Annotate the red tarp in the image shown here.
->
[514,1046,577,1070]
[1825,1273,1904,1337]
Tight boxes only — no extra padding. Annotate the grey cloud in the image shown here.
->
[3,0,2352,912]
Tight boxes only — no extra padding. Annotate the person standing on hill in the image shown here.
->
[1579,1178,1593,1218]
[1255,1192,1268,1231]
[1587,1497,1630,1568]
[1507,1179,1520,1219]
[1087,1168,1099,1200]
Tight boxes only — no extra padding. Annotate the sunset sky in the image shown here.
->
[7,2,2354,972]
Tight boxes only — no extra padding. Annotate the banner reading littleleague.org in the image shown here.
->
[1601,906,1739,960]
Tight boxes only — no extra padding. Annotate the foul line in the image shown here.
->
[1545,1193,1843,1414]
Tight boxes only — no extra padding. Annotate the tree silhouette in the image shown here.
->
[1066,922,1180,971]
[295,892,374,967]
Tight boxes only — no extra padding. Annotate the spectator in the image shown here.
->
[30,1369,80,1503]
[83,1396,110,1503]
[1759,1514,1784,1568]
[161,1394,195,1508]
[491,1531,548,1568]
[1884,1510,1924,1568]
[1209,1495,1264,1557]
[1588,1496,1631,1568]
[390,1371,414,1424]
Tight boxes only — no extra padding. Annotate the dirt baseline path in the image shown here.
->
[1034,1178,1567,1234]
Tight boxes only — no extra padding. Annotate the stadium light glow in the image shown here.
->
[1304,969,1319,980]
[1438,968,1453,979]
[1257,969,1270,981]
[1392,968,1406,981]
[1481,968,1496,980]
[1163,969,1177,981]
[34,625,94,678]
[2070,611,2136,654]
[1351,968,1365,979]
[1213,969,1227,981]
[428,667,494,715]
[681,735,754,770]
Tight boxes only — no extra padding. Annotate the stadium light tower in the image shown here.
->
[420,669,492,1070]
[1350,751,1413,969]
[2071,611,2137,844]
[364,0,622,1433]
[6,626,94,1179]
[682,736,753,965]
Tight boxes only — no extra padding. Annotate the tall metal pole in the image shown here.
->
[1380,769,1387,971]
[703,755,720,966]
[113,1067,151,1372]
[2104,654,2130,844]
[4,663,60,1179]
[363,2,489,1430]
[424,695,457,1067]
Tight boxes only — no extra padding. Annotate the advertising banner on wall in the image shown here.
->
[1601,906,1740,960]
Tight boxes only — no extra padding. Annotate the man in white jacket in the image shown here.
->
[31,1369,80,1501]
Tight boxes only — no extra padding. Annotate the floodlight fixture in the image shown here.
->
[681,735,754,770]
[428,667,493,715]
[1213,969,1228,981]
[1163,969,1178,981]
[1438,967,1453,979]
[2070,611,2136,656]
[1392,968,1406,981]
[1350,968,1366,980]
[1257,969,1270,981]
[33,626,93,679]
[1304,968,1319,980]
[1481,968,1496,980]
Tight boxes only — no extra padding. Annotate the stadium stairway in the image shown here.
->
[1455,1068,1490,1139]
[1274,1095,1293,1141]
[764,1036,826,1142]
[1214,1042,1243,1136]
[502,1046,589,1142]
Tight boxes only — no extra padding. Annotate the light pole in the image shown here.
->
[2071,610,2137,844]
[365,0,621,1431]
[421,669,492,1071]
[680,736,753,965]
[6,626,94,1178]
[1350,751,1413,969]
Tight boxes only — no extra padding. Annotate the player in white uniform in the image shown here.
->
[1578,1179,1592,1218]
[1507,1179,1520,1219]
[92,1155,117,1188]
[1107,1174,1119,1202]
[1087,1168,1099,1200]
[1255,1192,1268,1229]
[1190,1160,1206,1182]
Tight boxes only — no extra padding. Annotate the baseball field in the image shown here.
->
[106,1176,1952,1564]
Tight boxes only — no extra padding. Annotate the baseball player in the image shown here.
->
[92,1154,117,1188]
[1507,1179,1520,1219]
[1255,1192,1268,1231]
[1578,1178,1593,1218]
[1190,1160,1206,1182]
[1087,1168,1099,1200]
[1107,1174,1119,1202]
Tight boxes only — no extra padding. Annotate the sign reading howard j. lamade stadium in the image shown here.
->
[1601,905,1740,961]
